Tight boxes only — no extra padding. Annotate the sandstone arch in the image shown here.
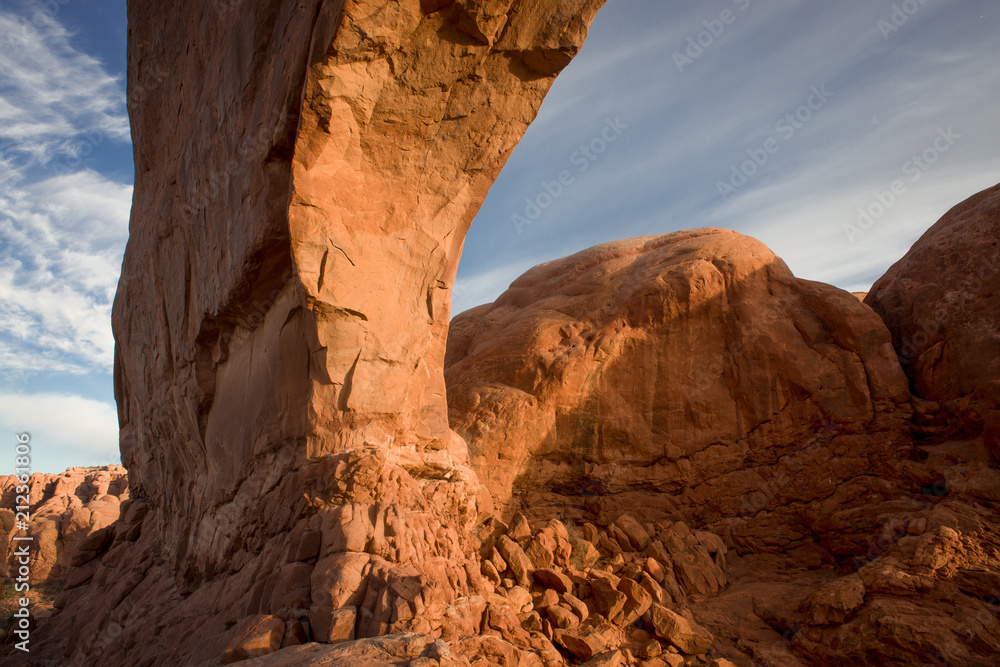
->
[27,1,610,663]
[115,0,606,581]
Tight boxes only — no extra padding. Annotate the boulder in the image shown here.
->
[446,230,912,551]
[803,573,865,625]
[866,182,1000,430]
[646,604,714,655]
[534,568,574,594]
[220,615,285,664]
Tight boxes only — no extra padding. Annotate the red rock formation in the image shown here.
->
[115,0,605,583]
[446,229,913,554]
[866,183,1000,442]
[22,1,608,665]
[443,228,1000,666]
[14,0,1000,662]
[0,466,127,584]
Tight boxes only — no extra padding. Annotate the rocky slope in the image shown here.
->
[0,466,127,585]
[444,225,1000,666]
[0,465,128,646]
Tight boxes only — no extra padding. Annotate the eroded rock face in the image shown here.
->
[866,182,1000,437]
[115,0,605,585]
[18,0,1000,663]
[22,1,607,665]
[446,229,913,553]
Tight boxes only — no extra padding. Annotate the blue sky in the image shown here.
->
[1,0,999,474]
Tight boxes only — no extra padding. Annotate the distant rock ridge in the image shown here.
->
[0,465,128,584]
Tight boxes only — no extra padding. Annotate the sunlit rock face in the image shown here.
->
[22,1,606,665]
[113,0,605,582]
[446,228,914,554]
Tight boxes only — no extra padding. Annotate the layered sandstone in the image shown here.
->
[866,183,1000,444]
[446,229,914,554]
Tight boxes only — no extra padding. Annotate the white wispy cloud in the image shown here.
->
[0,7,129,167]
[460,0,1000,308]
[0,168,131,373]
[0,3,130,473]
[0,391,120,472]
[0,4,131,378]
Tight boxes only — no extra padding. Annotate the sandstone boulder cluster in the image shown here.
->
[471,511,727,665]
[445,229,914,558]
[6,0,1000,665]
[0,466,128,586]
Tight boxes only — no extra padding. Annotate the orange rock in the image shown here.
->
[554,629,609,661]
[508,513,533,546]
[526,531,558,569]
[803,573,865,625]
[614,515,652,552]
[646,604,714,655]
[534,588,559,609]
[35,1,608,663]
[546,604,580,630]
[562,592,590,622]
[582,649,624,667]
[497,535,534,588]
[639,572,671,607]
[866,182,1000,430]
[519,610,543,633]
[506,585,533,614]
[638,639,662,659]
[447,230,912,551]
[220,614,285,663]
[618,578,653,623]
[592,578,628,624]
[534,568,574,595]
[1,466,127,583]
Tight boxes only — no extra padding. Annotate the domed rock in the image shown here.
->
[865,182,1000,437]
[446,229,913,552]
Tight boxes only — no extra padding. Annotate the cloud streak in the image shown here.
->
[0,2,130,472]
[0,6,129,168]
[0,391,120,473]
[457,0,1000,314]
[0,3,131,378]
